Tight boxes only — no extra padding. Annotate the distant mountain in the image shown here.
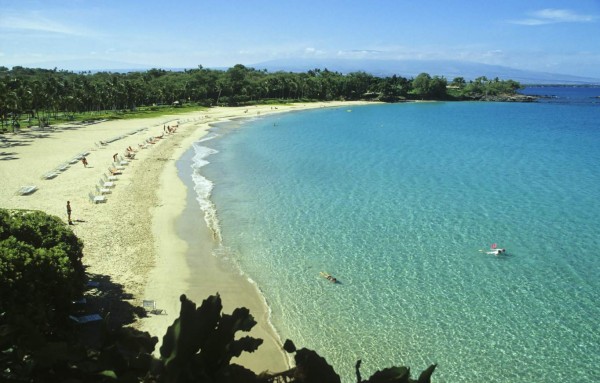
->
[249,58,600,85]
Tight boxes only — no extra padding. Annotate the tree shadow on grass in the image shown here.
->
[0,151,19,160]
[0,130,64,150]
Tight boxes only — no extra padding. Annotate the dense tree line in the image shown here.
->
[0,208,436,382]
[0,65,522,131]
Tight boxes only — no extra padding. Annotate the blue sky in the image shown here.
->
[1,0,599,78]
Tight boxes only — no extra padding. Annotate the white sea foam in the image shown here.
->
[191,137,222,242]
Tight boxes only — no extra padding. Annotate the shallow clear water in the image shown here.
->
[192,93,600,382]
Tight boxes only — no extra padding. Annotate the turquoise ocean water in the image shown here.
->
[187,87,600,382]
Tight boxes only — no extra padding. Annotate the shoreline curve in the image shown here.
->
[0,101,373,374]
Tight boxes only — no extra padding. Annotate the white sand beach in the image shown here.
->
[0,101,369,374]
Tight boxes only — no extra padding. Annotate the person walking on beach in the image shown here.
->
[67,201,73,225]
[81,156,88,167]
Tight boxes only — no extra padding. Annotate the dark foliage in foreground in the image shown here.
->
[0,208,436,382]
[1,294,437,382]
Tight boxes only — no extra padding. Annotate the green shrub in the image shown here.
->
[0,209,85,327]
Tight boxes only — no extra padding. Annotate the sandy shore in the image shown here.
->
[0,101,370,374]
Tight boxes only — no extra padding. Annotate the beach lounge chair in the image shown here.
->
[104,173,118,181]
[69,314,102,324]
[117,156,130,165]
[96,184,111,195]
[41,171,58,180]
[56,163,70,171]
[88,192,107,204]
[109,166,123,176]
[99,178,114,188]
[72,298,87,305]
[17,185,38,195]
[112,162,126,170]
[143,300,166,315]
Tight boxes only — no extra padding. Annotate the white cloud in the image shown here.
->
[535,8,594,22]
[509,8,596,25]
[0,15,78,35]
[336,49,384,59]
[480,49,504,59]
[304,47,326,56]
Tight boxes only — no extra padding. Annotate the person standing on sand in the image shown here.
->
[82,156,88,167]
[67,201,73,225]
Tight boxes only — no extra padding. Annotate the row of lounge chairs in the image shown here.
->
[74,119,109,126]
[96,127,149,148]
[41,151,90,180]
[88,192,106,204]
[89,138,138,203]
[89,171,119,204]
[89,122,180,204]
[98,135,125,147]
[82,125,154,203]
[89,125,178,202]
[89,153,133,204]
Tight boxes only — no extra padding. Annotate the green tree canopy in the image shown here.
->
[1,65,524,130]
[0,209,85,328]
[412,73,448,100]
